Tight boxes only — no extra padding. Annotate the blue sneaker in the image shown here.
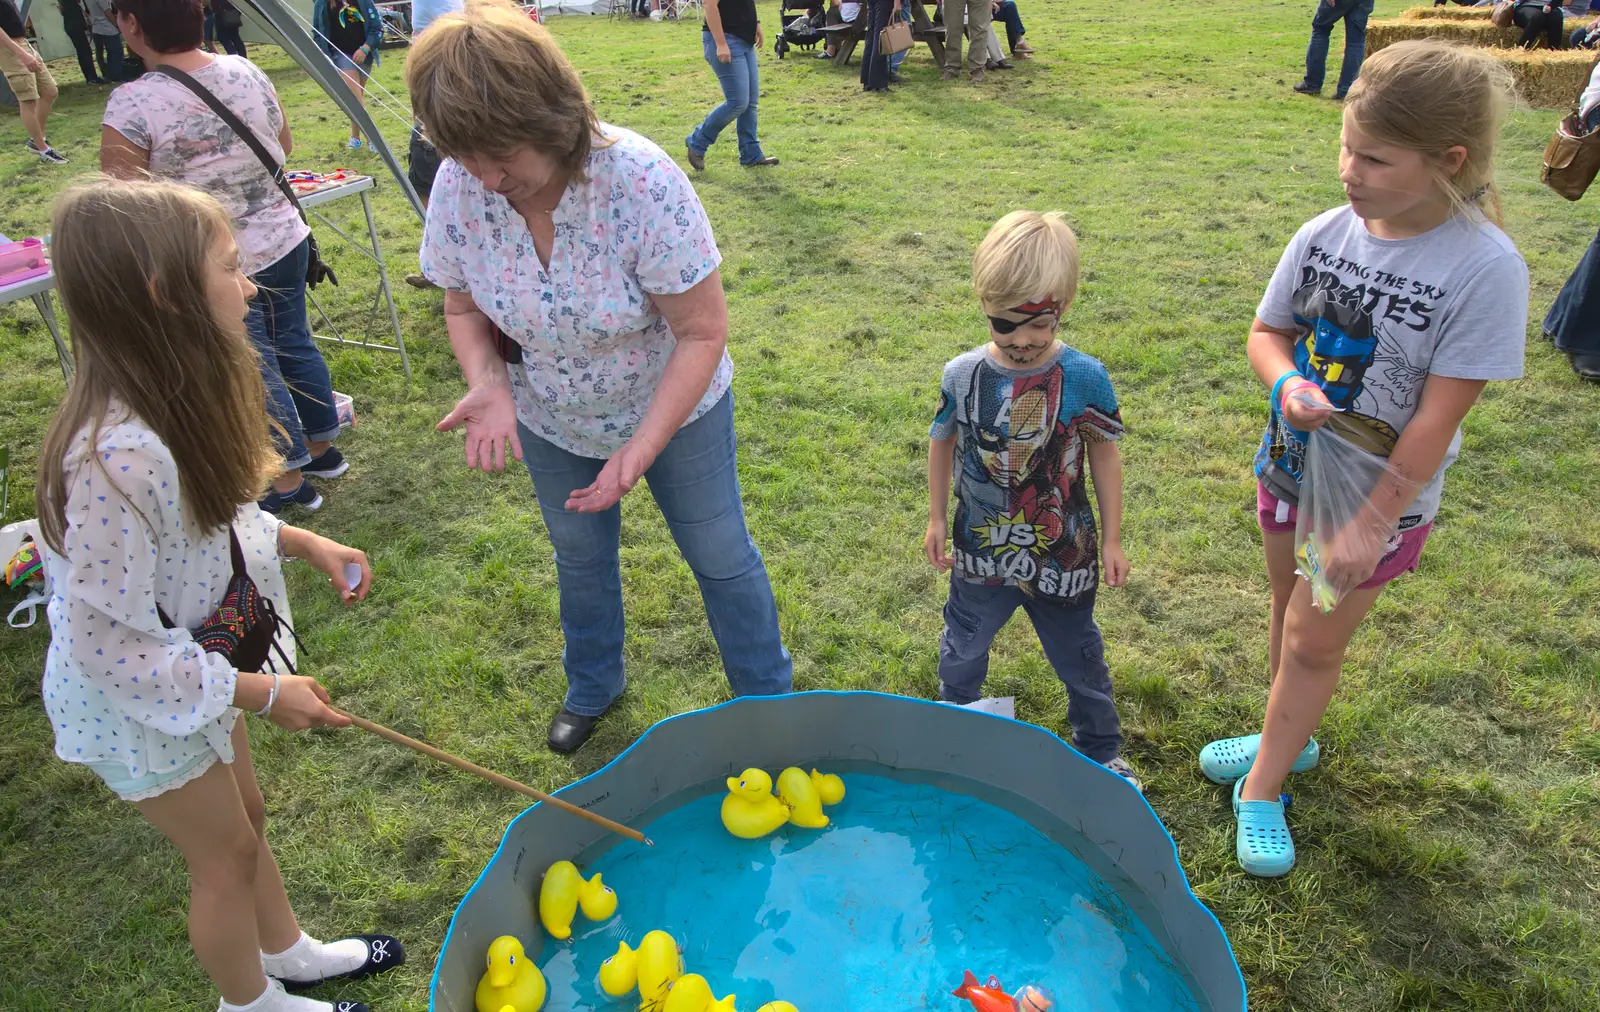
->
[348,138,365,150]
[303,446,349,479]
[260,480,323,514]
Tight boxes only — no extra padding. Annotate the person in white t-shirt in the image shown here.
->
[1202,41,1528,878]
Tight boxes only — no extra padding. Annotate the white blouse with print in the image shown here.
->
[420,124,731,459]
[41,415,285,779]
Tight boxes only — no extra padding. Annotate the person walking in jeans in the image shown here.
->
[58,0,108,84]
[102,0,347,513]
[1294,0,1375,100]
[687,0,779,168]
[409,5,793,754]
[85,0,125,82]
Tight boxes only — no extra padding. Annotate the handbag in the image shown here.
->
[1542,106,1600,201]
[157,527,299,675]
[880,16,913,55]
[152,65,339,289]
[1490,0,1515,28]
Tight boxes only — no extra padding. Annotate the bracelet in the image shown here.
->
[1269,369,1301,414]
[255,672,281,717]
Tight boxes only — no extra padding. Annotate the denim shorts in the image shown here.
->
[331,50,376,77]
[86,750,219,802]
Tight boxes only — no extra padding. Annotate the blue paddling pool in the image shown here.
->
[430,692,1245,1011]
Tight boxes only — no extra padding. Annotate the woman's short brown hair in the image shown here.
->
[406,0,604,178]
[116,0,205,54]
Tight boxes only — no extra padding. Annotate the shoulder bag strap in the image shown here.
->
[152,64,310,225]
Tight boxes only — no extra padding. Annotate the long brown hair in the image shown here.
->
[405,0,606,179]
[36,178,280,553]
[1344,40,1515,227]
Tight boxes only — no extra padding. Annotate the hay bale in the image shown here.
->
[1365,16,1525,51]
[1402,4,1494,20]
[1506,48,1600,107]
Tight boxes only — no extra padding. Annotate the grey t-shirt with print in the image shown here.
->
[1254,205,1527,528]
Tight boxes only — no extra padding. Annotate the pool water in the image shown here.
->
[536,774,1201,1011]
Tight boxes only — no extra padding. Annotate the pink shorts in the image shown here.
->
[1257,483,1431,590]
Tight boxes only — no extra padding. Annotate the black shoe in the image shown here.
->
[260,480,322,514]
[686,145,706,171]
[1332,90,1348,100]
[887,71,905,84]
[743,156,780,167]
[1293,81,1321,95]
[548,707,602,753]
[1570,352,1600,382]
[303,446,349,479]
[280,935,406,993]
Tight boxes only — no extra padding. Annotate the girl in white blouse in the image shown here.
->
[36,179,401,1012]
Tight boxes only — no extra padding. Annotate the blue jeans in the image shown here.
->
[937,578,1122,762]
[1303,0,1374,95]
[688,33,766,165]
[993,0,1025,52]
[1545,225,1600,356]
[888,3,912,73]
[519,392,793,716]
[92,32,124,82]
[246,238,340,471]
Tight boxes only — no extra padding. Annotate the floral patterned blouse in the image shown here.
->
[40,411,287,781]
[420,124,731,459]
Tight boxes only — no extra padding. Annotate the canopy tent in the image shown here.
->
[18,0,423,218]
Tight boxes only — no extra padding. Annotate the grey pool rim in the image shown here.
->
[428,690,1247,1011]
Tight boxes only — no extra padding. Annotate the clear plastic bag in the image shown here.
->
[1292,424,1419,614]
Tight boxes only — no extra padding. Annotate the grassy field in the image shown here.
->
[3,1,1599,1008]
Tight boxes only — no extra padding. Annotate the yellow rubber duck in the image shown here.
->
[809,770,846,806]
[756,1003,800,1012]
[538,860,617,940]
[475,936,547,1012]
[597,929,683,1004]
[721,768,789,839]
[776,767,829,829]
[662,973,740,1012]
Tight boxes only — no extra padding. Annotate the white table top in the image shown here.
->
[0,177,376,306]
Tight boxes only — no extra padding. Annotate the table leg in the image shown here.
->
[360,189,411,380]
[33,291,71,382]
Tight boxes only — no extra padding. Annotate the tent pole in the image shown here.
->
[239,0,425,220]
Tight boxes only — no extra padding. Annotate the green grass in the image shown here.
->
[3,2,1599,1009]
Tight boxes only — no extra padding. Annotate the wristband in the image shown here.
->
[255,672,281,717]
[1279,378,1322,415]
[1269,369,1300,414]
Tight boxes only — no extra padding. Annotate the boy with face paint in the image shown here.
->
[926,211,1140,791]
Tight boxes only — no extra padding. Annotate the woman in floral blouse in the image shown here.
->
[410,2,793,754]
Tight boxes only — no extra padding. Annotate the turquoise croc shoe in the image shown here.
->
[1199,733,1319,785]
[1233,776,1295,877]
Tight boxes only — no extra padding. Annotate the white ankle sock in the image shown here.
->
[262,931,369,983]
[219,978,343,1012]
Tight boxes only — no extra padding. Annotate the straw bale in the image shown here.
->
[1508,47,1600,108]
[1365,17,1525,51]
[1402,4,1494,20]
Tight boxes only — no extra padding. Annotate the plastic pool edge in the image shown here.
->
[428,690,1248,1011]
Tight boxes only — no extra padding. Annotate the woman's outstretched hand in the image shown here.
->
[566,438,659,512]
[439,383,524,472]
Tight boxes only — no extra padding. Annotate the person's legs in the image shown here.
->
[943,0,968,71]
[1239,579,1384,803]
[646,393,793,697]
[260,241,340,471]
[92,33,111,79]
[996,0,1023,51]
[247,243,316,489]
[1301,0,1345,90]
[1334,0,1374,95]
[339,65,367,142]
[100,36,123,81]
[16,99,47,148]
[220,23,247,56]
[134,760,272,1005]
[731,39,766,162]
[226,720,301,955]
[68,27,101,82]
[1263,529,1299,680]
[965,0,990,73]
[861,0,890,89]
[937,578,1023,704]
[1547,11,1566,48]
[1021,597,1123,763]
[520,427,628,716]
[688,31,752,156]
[1546,225,1600,373]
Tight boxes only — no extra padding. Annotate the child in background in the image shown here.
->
[36,179,402,1012]
[1202,40,1527,877]
[926,211,1140,791]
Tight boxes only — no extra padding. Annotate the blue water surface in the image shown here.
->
[537,774,1200,1012]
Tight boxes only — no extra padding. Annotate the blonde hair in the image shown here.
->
[1344,40,1515,226]
[36,178,280,554]
[406,0,605,178]
[971,211,1081,314]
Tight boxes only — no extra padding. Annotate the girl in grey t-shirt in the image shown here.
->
[1199,40,1528,879]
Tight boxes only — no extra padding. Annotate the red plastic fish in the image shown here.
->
[953,971,1015,1012]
